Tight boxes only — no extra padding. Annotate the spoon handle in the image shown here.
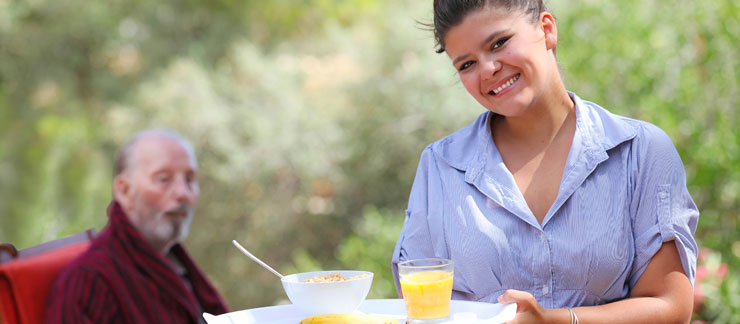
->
[232,240,284,279]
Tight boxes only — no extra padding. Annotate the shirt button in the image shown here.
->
[539,232,546,243]
[659,191,668,199]
[542,285,549,295]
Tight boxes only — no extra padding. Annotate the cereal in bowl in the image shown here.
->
[304,272,370,283]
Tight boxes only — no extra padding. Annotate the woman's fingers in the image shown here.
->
[498,289,537,310]
[497,289,548,324]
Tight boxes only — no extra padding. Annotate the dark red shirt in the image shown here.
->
[45,202,228,324]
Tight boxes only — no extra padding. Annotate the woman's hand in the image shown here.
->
[495,242,693,324]
[498,289,562,324]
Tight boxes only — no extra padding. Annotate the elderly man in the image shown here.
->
[46,129,228,324]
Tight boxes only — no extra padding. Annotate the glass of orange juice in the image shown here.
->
[398,258,454,323]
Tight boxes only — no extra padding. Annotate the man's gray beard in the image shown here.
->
[173,211,193,242]
[163,202,194,243]
[145,211,192,250]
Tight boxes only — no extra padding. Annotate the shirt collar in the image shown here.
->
[433,91,638,172]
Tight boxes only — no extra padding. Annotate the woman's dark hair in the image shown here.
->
[433,0,548,53]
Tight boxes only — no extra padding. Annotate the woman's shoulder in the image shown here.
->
[423,111,491,171]
[575,94,676,153]
[601,108,676,153]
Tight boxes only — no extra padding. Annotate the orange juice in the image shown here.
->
[400,270,453,319]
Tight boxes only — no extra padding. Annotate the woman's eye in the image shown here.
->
[491,37,511,50]
[458,61,474,71]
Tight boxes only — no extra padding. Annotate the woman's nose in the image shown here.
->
[481,60,502,80]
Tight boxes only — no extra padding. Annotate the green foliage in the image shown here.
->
[336,206,403,299]
[695,248,740,323]
[284,205,403,299]
[0,0,738,319]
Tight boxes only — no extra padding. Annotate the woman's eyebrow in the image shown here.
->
[480,30,506,48]
[452,29,508,65]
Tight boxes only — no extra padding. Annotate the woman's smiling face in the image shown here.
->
[443,6,558,117]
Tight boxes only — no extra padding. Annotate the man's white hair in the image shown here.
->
[114,129,196,176]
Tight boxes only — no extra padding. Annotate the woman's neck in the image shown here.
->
[493,84,575,150]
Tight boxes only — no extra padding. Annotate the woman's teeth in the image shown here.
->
[490,74,520,95]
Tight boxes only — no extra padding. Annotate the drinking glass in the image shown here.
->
[398,258,454,323]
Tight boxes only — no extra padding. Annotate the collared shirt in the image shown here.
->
[392,92,699,308]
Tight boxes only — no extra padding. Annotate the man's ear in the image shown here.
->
[540,12,557,51]
[113,174,131,207]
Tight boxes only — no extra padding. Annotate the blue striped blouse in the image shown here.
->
[392,92,699,308]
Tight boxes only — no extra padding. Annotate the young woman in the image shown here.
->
[392,1,699,323]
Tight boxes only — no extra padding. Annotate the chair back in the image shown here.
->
[0,228,96,324]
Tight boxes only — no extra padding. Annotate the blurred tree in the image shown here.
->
[0,0,387,246]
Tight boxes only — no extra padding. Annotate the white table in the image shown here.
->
[204,299,516,324]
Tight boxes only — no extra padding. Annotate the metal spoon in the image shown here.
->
[232,239,284,279]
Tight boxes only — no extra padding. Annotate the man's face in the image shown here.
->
[115,137,199,253]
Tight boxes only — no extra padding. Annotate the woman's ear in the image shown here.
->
[540,12,558,51]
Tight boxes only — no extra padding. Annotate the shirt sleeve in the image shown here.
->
[628,123,699,289]
[391,146,447,296]
[46,268,120,324]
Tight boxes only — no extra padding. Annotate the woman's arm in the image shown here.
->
[499,240,693,324]
[392,146,445,297]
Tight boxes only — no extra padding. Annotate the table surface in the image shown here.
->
[204,298,517,324]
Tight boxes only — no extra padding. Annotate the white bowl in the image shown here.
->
[281,270,373,316]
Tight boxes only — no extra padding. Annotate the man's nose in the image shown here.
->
[171,176,196,203]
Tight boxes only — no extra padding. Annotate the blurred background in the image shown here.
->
[0,0,738,322]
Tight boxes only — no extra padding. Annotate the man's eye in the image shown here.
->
[458,61,474,71]
[491,37,511,50]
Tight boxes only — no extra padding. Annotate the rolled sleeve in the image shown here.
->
[629,124,699,289]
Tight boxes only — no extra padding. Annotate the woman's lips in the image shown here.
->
[488,73,520,96]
